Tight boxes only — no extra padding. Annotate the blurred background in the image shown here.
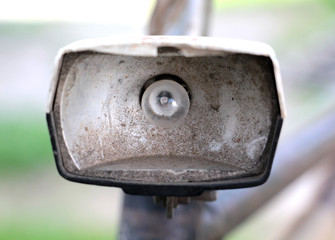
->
[1,0,335,239]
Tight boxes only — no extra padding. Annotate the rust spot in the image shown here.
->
[121,123,126,127]
[210,104,220,112]
[157,46,180,55]
[84,127,88,131]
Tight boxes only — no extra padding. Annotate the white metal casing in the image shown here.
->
[47,36,285,196]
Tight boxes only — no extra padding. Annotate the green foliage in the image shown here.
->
[0,114,52,172]
[322,0,335,9]
[0,217,116,240]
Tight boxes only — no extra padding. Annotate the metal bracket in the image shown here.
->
[154,191,217,218]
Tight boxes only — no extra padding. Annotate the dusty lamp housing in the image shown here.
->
[47,36,286,196]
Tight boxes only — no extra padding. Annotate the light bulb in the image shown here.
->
[141,79,190,128]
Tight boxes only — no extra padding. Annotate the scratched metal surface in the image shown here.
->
[53,50,279,183]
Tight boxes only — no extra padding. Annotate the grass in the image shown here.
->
[0,217,116,240]
[0,112,53,173]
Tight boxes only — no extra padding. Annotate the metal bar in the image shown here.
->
[279,159,335,239]
[119,195,203,240]
[198,109,335,240]
[149,0,212,36]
